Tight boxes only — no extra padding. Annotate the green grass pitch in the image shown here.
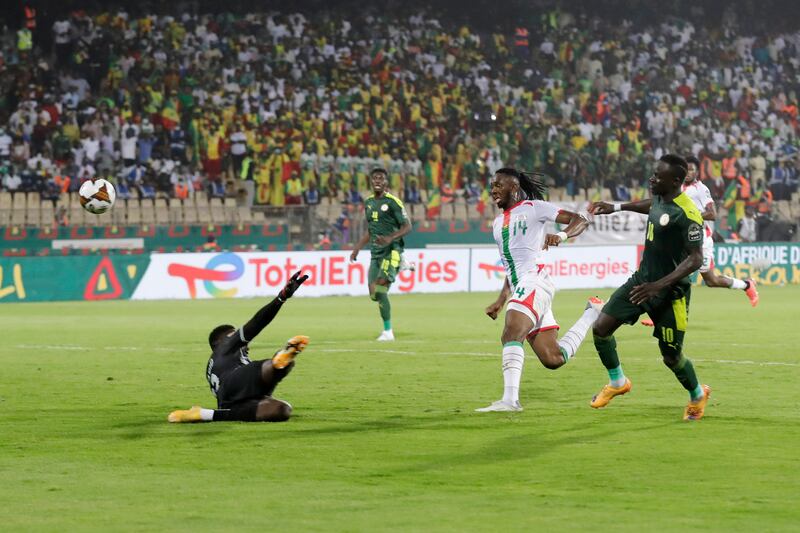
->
[1,286,799,531]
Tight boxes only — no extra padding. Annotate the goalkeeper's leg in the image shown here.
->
[168,398,292,423]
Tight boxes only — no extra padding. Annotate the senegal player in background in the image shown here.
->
[589,154,711,420]
[350,168,412,341]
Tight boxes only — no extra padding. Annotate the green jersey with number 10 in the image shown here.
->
[637,193,704,293]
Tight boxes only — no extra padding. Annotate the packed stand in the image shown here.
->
[0,1,798,236]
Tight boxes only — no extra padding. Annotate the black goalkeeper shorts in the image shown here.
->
[216,360,272,409]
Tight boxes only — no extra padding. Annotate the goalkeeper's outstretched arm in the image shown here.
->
[241,271,308,342]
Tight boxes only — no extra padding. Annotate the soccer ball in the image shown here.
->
[79,179,116,214]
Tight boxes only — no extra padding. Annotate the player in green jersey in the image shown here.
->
[588,154,711,420]
[350,168,412,341]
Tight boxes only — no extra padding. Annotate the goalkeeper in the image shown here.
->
[168,271,309,423]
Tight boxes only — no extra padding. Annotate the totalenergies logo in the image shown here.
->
[168,253,244,298]
[478,259,505,280]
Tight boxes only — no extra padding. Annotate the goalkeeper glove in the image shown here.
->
[278,270,309,301]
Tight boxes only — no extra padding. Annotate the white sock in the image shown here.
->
[727,277,747,290]
[557,306,600,361]
[501,343,525,404]
[200,408,214,421]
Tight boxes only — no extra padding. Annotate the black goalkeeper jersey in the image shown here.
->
[206,329,252,397]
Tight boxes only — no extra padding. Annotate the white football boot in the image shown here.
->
[376,329,395,342]
[586,296,605,314]
[474,400,523,412]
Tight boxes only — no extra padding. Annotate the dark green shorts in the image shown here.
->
[603,275,691,350]
[369,250,401,285]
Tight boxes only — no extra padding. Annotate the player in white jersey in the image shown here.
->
[476,168,605,412]
[641,156,757,329]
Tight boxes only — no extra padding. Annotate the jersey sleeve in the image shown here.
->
[535,200,562,223]
[683,216,704,249]
[363,198,372,222]
[390,196,409,225]
[699,184,714,210]
[215,329,247,354]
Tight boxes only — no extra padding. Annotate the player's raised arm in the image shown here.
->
[543,209,588,249]
[240,271,308,341]
[589,198,652,215]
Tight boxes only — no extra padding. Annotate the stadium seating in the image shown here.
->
[0,223,293,255]
[0,183,610,241]
[0,2,797,249]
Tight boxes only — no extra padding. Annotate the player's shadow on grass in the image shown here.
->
[392,419,676,475]
[631,405,787,427]
[284,413,484,436]
[109,418,229,439]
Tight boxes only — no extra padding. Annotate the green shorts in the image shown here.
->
[603,275,691,350]
[369,250,401,285]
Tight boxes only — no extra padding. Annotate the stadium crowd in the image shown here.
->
[0,0,798,232]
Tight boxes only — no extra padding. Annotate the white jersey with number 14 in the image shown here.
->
[492,200,562,288]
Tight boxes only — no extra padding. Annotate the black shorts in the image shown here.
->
[603,275,691,351]
[216,359,271,409]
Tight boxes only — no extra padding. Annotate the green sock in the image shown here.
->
[607,366,626,387]
[594,333,625,386]
[670,356,701,399]
[690,384,705,402]
[593,333,620,369]
[375,287,391,330]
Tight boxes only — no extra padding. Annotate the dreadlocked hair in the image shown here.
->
[495,167,549,201]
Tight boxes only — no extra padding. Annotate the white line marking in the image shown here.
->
[319,348,417,355]
[11,344,799,367]
[314,348,495,356]
[12,344,183,352]
[313,348,800,366]
[692,358,800,367]
[14,344,85,350]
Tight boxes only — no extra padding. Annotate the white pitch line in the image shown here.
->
[313,339,499,346]
[685,341,800,348]
[11,344,800,367]
[692,358,800,367]
[319,348,418,355]
[313,348,496,356]
[314,348,800,366]
[315,338,800,348]
[14,344,85,350]
[313,348,800,366]
[12,344,185,352]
